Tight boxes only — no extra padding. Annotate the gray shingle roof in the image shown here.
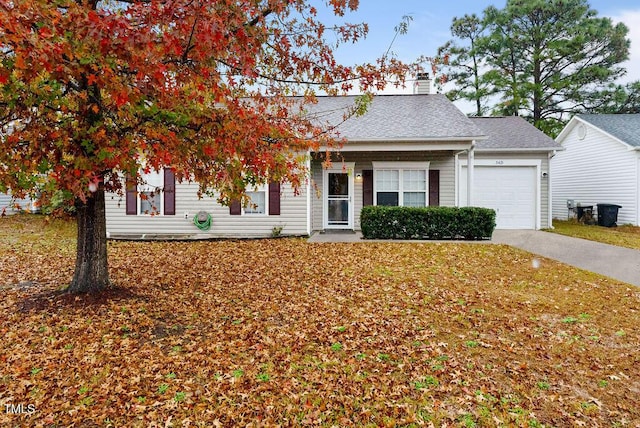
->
[470,116,561,150]
[577,114,640,148]
[308,94,486,141]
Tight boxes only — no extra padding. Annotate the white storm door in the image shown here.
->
[324,170,354,229]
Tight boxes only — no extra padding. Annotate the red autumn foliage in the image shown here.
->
[1,0,412,203]
[0,0,419,292]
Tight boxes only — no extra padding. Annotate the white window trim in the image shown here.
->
[372,161,430,207]
[243,183,269,216]
[138,170,164,216]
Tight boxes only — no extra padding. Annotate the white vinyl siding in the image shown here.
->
[0,192,34,214]
[105,181,308,239]
[552,122,639,226]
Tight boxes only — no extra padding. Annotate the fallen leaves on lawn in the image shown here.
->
[0,216,639,426]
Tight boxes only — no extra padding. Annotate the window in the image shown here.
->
[373,162,429,207]
[376,170,399,206]
[126,168,175,216]
[229,182,280,216]
[403,169,426,207]
[244,185,267,215]
[138,171,163,215]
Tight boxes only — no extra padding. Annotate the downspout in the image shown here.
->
[636,148,640,226]
[467,143,476,207]
[548,150,556,229]
[454,150,467,206]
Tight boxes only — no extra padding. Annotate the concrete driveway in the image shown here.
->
[492,230,640,287]
[309,229,640,287]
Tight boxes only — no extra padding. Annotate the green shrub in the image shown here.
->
[360,206,496,240]
[40,189,76,217]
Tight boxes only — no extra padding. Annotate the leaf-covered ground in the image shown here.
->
[549,220,640,250]
[1,215,639,427]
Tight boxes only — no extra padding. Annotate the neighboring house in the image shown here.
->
[552,114,640,226]
[105,76,561,239]
[0,192,34,215]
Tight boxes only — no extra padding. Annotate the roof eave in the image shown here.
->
[475,147,565,152]
[337,135,488,143]
[317,138,480,152]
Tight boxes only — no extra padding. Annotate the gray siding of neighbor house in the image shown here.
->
[552,123,639,226]
[311,151,456,231]
[0,192,33,214]
[105,181,309,239]
[473,152,552,229]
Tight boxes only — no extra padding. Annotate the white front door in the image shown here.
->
[324,169,354,229]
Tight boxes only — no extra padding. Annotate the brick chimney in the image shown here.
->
[413,72,431,95]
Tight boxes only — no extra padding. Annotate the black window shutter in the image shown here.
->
[229,199,242,215]
[125,175,137,215]
[163,169,176,215]
[429,170,440,206]
[269,181,281,215]
[363,170,373,206]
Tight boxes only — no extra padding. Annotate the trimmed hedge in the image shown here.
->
[360,206,496,240]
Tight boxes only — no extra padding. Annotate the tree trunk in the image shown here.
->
[68,187,110,293]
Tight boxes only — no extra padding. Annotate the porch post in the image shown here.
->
[467,144,475,207]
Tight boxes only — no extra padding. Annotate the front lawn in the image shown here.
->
[550,220,640,250]
[1,215,639,427]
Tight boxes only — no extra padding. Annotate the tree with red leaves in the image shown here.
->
[0,0,415,293]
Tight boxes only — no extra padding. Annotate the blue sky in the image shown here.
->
[323,0,640,109]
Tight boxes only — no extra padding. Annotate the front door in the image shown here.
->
[324,170,353,229]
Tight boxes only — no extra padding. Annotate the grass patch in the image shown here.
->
[0,214,638,426]
[548,220,640,250]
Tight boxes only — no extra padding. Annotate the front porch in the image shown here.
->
[309,149,476,233]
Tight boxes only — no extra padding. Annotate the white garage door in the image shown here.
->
[460,166,537,229]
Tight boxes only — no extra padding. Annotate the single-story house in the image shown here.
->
[105,77,562,239]
[552,114,640,226]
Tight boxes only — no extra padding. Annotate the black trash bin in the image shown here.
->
[597,204,622,227]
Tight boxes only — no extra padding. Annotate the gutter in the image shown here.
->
[333,135,488,143]
[474,147,565,153]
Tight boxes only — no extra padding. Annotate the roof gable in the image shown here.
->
[572,114,640,148]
